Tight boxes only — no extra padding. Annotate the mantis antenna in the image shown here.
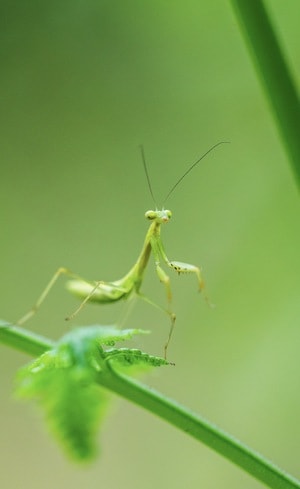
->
[140,144,158,208]
[163,141,230,205]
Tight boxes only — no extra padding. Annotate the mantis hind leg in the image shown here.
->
[65,280,105,321]
[154,264,177,356]
[155,265,176,358]
[138,259,177,358]
[17,267,83,325]
[17,268,129,326]
[150,239,177,357]
[138,291,176,360]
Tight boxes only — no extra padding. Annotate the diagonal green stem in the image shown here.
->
[0,321,55,356]
[101,367,300,489]
[231,0,300,186]
[1,321,299,489]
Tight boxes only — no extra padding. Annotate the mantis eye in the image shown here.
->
[166,210,172,219]
[145,210,156,220]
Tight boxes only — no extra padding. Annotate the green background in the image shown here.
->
[1,1,299,487]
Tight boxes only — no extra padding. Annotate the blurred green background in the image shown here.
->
[1,1,299,488]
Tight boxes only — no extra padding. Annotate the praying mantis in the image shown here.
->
[17,141,228,356]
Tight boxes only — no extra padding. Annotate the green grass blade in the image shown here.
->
[231,0,300,186]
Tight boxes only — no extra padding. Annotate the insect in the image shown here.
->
[17,141,228,356]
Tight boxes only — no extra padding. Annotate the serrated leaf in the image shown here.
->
[15,325,169,462]
[105,347,170,368]
[16,337,107,461]
[59,325,149,348]
[19,362,107,461]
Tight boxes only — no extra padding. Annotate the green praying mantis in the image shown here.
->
[17,141,228,356]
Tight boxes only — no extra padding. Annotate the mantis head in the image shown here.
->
[145,209,172,224]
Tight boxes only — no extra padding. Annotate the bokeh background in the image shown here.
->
[1,1,299,488]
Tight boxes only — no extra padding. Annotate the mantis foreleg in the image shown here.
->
[155,234,210,302]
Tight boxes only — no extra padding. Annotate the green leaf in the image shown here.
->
[106,347,170,368]
[58,325,150,353]
[17,345,107,461]
[16,325,167,461]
